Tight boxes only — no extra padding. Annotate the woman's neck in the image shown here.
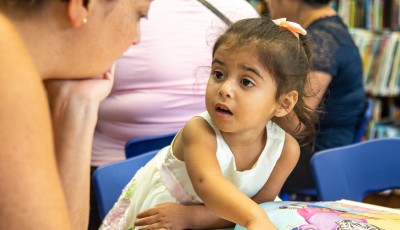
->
[296,4,337,28]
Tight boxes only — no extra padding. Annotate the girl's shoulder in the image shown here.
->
[281,133,300,162]
[179,112,217,146]
[182,113,214,136]
[183,112,215,132]
[173,113,218,160]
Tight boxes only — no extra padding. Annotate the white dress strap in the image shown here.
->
[160,163,196,205]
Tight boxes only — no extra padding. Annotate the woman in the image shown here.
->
[264,0,366,193]
[0,0,151,229]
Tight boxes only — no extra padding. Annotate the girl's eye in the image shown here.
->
[212,70,224,80]
[241,78,255,87]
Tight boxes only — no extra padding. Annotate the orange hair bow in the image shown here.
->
[272,18,307,39]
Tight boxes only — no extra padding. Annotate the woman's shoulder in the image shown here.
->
[0,14,38,81]
[0,15,24,53]
[0,14,15,34]
[0,16,18,58]
[308,16,354,47]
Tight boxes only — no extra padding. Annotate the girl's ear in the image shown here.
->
[67,0,89,28]
[275,90,299,117]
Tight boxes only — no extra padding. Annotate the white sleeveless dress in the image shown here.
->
[100,111,286,230]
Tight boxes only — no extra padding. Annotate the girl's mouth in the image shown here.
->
[216,104,233,117]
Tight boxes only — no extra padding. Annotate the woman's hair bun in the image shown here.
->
[304,0,331,5]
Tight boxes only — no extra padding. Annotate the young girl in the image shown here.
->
[101,17,317,230]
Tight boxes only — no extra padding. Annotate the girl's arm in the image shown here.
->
[181,117,276,229]
[134,144,299,230]
[135,132,299,230]
[0,15,71,229]
[252,133,300,203]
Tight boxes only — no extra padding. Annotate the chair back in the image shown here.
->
[353,98,373,143]
[125,133,176,158]
[311,138,400,201]
[92,150,158,220]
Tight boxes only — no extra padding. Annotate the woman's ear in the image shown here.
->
[275,90,299,117]
[67,0,89,28]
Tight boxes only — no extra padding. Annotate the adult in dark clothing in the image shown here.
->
[266,0,366,191]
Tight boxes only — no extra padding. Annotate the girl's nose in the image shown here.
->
[219,81,234,98]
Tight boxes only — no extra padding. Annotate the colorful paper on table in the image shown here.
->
[234,200,400,230]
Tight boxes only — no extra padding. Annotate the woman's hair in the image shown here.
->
[212,17,319,145]
[303,0,331,7]
[0,0,47,12]
[0,0,89,14]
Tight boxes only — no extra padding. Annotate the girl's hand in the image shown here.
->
[135,203,189,230]
[246,217,278,230]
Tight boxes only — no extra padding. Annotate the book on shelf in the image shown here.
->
[350,29,400,96]
[369,119,400,139]
[376,33,398,95]
[389,36,400,95]
[234,199,400,230]
[338,0,400,30]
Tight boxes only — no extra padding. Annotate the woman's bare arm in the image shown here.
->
[0,15,71,229]
[45,70,114,229]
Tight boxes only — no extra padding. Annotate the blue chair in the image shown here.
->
[311,138,400,201]
[92,150,158,220]
[280,98,375,201]
[125,133,176,159]
[353,98,374,143]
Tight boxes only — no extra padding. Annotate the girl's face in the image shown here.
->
[78,0,152,75]
[205,44,281,134]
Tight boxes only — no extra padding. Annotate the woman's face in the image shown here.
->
[80,0,152,75]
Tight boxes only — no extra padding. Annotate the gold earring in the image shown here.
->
[82,18,88,24]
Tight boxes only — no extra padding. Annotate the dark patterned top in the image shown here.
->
[308,15,366,151]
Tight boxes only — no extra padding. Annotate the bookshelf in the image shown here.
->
[247,0,267,15]
[340,0,400,139]
[337,0,399,30]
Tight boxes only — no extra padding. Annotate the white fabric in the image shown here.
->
[101,112,285,229]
